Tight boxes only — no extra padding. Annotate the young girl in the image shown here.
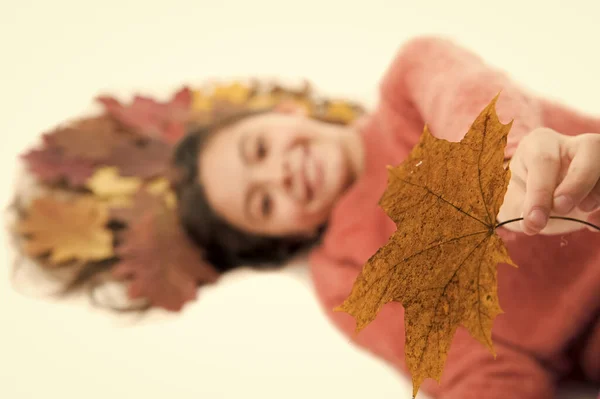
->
[170,36,600,398]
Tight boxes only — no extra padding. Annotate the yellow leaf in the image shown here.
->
[86,167,142,200]
[324,101,357,123]
[335,95,517,397]
[16,196,114,265]
[247,93,279,110]
[102,195,134,207]
[191,90,213,112]
[146,178,177,209]
[211,82,251,104]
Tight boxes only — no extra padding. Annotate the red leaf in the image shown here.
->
[45,115,132,161]
[172,87,192,108]
[97,87,192,144]
[105,138,171,179]
[112,191,219,311]
[21,147,97,187]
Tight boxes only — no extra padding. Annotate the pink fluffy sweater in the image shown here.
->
[309,36,600,398]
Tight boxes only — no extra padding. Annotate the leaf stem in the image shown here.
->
[495,216,600,231]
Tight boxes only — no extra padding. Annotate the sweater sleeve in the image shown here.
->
[437,330,555,399]
[381,36,544,158]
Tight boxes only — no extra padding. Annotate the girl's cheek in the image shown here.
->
[287,207,312,225]
[289,207,309,224]
[293,207,327,231]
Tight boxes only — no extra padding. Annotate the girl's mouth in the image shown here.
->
[302,144,323,203]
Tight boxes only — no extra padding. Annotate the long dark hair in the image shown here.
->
[171,111,326,273]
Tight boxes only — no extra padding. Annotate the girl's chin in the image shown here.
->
[304,201,332,225]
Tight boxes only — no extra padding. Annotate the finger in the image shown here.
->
[587,208,600,233]
[520,140,562,235]
[553,134,600,213]
[579,178,600,212]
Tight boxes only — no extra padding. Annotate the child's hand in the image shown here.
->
[498,128,600,235]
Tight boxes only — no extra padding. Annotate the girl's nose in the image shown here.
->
[281,161,293,192]
[258,157,293,192]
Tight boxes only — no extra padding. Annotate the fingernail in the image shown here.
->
[590,194,600,211]
[580,196,600,212]
[528,209,548,229]
[553,195,574,214]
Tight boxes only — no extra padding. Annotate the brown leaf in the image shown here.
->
[335,95,517,397]
[104,138,172,179]
[112,190,219,311]
[46,115,130,161]
[21,146,97,187]
[20,115,137,187]
[109,180,176,225]
[97,87,192,145]
[16,196,114,265]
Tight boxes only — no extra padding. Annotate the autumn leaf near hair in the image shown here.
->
[111,190,219,311]
[189,80,364,128]
[20,115,131,187]
[86,167,142,207]
[211,81,253,104]
[322,100,359,124]
[105,138,171,179]
[109,178,177,225]
[45,115,132,161]
[97,87,192,145]
[16,196,114,265]
[335,95,517,398]
[21,146,97,187]
[145,178,177,209]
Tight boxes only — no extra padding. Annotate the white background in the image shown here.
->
[1,1,599,398]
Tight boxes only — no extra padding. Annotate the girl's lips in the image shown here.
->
[303,145,323,203]
[301,145,313,202]
[311,151,324,199]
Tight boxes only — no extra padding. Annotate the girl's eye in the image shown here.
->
[256,137,267,160]
[261,193,272,218]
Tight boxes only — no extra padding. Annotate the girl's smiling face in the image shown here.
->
[198,110,364,237]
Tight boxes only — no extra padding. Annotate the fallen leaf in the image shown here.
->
[145,178,177,209]
[109,180,176,225]
[191,89,213,112]
[21,146,97,187]
[112,190,219,311]
[97,87,192,144]
[210,100,252,120]
[16,196,114,265]
[246,93,280,110]
[86,167,142,206]
[20,115,138,187]
[105,138,171,179]
[335,95,517,397]
[211,81,252,104]
[322,100,359,123]
[46,115,130,161]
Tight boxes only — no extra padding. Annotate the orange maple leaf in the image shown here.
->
[335,95,517,397]
[16,196,114,265]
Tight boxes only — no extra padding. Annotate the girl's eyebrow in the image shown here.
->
[244,184,260,222]
[238,133,250,164]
